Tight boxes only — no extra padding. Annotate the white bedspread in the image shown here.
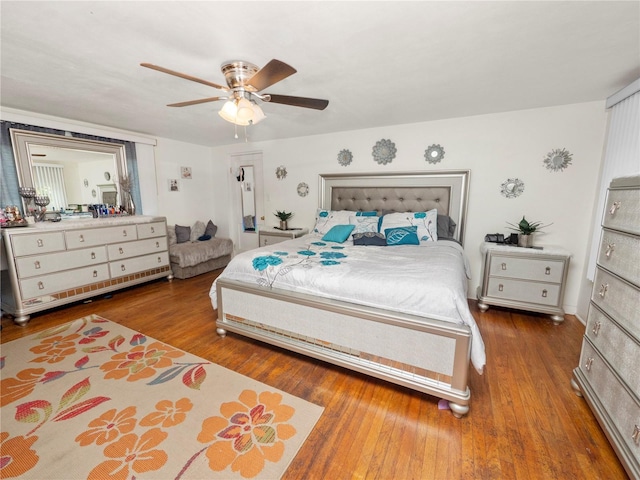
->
[209,234,486,374]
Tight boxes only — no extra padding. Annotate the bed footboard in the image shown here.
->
[216,278,472,417]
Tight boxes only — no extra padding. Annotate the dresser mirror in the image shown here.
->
[9,129,128,212]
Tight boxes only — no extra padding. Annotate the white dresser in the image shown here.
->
[259,227,309,247]
[1,216,172,325]
[477,243,571,324]
[571,175,639,479]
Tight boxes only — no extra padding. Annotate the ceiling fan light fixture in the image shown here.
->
[218,97,265,126]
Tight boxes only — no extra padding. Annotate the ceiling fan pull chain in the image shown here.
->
[234,122,238,139]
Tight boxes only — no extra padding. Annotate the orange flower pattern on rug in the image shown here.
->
[0,315,320,479]
[196,390,297,478]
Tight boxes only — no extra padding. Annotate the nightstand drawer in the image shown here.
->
[485,278,561,307]
[489,255,565,283]
[260,234,285,247]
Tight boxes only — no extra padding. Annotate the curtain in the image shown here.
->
[0,121,142,215]
[586,87,640,280]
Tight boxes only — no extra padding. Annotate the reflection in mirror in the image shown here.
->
[240,166,256,232]
[10,129,128,216]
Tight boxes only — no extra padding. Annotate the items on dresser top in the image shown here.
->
[571,174,639,480]
[477,243,571,324]
[1,216,172,326]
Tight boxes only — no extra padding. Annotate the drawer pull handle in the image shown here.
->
[122,230,128,237]
[609,201,621,215]
[79,234,85,243]
[155,241,160,248]
[598,283,608,298]
[585,357,594,372]
[121,265,126,272]
[545,266,551,275]
[38,281,44,290]
[119,247,124,254]
[93,270,98,278]
[605,243,615,258]
[37,239,44,247]
[591,321,601,336]
[501,262,507,270]
[157,256,162,263]
[151,227,155,233]
[541,289,548,298]
[91,252,96,259]
[498,284,504,292]
[34,260,41,269]
[632,425,640,445]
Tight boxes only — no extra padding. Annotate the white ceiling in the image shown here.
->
[2,1,639,148]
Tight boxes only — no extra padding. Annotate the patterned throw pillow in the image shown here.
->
[349,215,379,234]
[313,210,354,235]
[379,209,438,243]
[384,226,420,246]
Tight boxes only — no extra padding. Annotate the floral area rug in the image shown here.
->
[0,315,324,479]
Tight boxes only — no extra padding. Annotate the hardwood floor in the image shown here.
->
[1,271,629,479]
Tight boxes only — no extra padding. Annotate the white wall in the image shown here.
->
[211,101,608,314]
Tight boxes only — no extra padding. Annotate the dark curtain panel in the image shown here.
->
[0,121,143,215]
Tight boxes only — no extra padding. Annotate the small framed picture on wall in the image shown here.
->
[169,179,179,192]
[181,166,192,179]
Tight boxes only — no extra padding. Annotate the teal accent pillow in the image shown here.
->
[384,226,419,245]
[355,211,378,216]
[322,224,355,243]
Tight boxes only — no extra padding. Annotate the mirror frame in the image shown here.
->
[9,128,129,207]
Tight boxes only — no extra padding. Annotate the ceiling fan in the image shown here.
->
[140,59,329,126]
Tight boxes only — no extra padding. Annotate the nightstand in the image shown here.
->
[477,243,571,324]
[259,227,309,247]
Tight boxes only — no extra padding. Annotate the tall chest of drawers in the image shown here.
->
[1,216,173,326]
[571,175,640,479]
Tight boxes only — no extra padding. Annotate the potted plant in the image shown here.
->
[506,216,551,248]
[274,210,293,230]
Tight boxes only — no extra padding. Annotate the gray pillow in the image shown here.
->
[437,214,457,238]
[205,220,218,238]
[175,224,191,244]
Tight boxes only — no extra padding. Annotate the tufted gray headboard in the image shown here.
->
[319,171,470,245]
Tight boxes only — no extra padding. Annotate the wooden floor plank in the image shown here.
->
[1,271,629,479]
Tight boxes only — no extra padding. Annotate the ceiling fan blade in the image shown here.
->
[265,94,329,110]
[247,59,297,92]
[141,63,228,91]
[167,97,224,107]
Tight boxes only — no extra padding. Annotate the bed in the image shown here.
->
[210,171,485,417]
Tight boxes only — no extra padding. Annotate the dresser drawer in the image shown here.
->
[137,222,167,239]
[16,247,108,278]
[603,187,640,236]
[485,278,561,307]
[488,254,565,283]
[591,268,640,341]
[586,305,640,394]
[20,264,110,298]
[107,237,168,261]
[579,340,640,460]
[66,225,137,249]
[110,251,169,278]
[12,232,65,257]
[598,229,640,287]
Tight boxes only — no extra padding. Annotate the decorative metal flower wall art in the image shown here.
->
[276,165,287,180]
[500,178,525,198]
[337,149,353,167]
[424,144,445,164]
[372,139,396,165]
[297,182,309,197]
[544,148,573,172]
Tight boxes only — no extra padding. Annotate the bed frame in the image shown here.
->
[215,171,475,417]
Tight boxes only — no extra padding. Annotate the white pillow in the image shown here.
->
[349,215,379,234]
[190,220,206,241]
[379,209,438,243]
[313,209,355,235]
